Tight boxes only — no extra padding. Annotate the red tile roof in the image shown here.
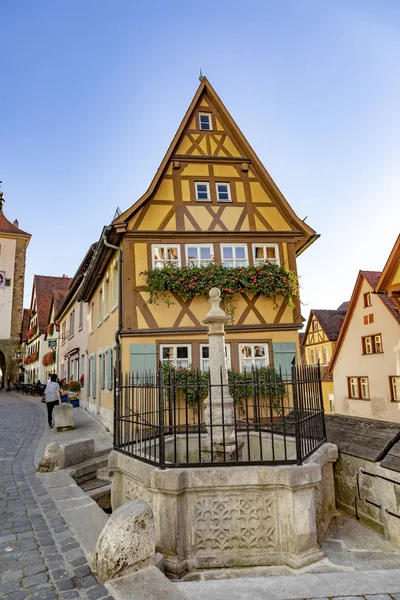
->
[0,213,30,236]
[34,276,72,333]
[361,270,400,325]
[312,309,347,341]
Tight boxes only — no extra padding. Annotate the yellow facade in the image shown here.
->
[303,315,335,367]
[80,78,318,431]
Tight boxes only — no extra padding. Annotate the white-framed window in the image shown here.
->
[199,112,212,130]
[104,275,110,317]
[322,346,329,365]
[316,347,322,364]
[390,377,400,401]
[239,344,269,372]
[349,377,358,398]
[313,320,318,332]
[362,334,383,355]
[112,261,119,309]
[98,288,103,325]
[152,245,180,269]
[360,377,369,399]
[253,243,279,266]
[69,310,75,339]
[160,344,191,369]
[90,301,94,333]
[186,244,213,267]
[216,182,231,203]
[200,344,231,372]
[195,182,211,202]
[309,348,315,365]
[221,244,248,268]
[61,321,66,346]
[78,302,83,330]
[348,376,369,400]
[328,394,335,414]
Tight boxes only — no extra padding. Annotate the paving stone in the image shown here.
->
[25,563,47,576]
[70,556,87,568]
[2,568,22,581]
[79,574,99,588]
[365,597,395,600]
[86,585,110,599]
[50,568,70,581]
[0,579,21,594]
[23,571,49,587]
[55,578,76,591]
[73,564,92,578]
[59,592,80,599]
[4,591,27,600]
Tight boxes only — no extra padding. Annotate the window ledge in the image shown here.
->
[89,330,94,336]
[97,321,103,328]
[348,397,370,401]
[111,304,118,314]
[78,325,83,332]
[104,313,110,322]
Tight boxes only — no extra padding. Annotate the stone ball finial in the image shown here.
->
[209,287,221,299]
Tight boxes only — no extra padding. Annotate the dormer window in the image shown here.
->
[216,183,231,202]
[199,113,212,130]
[195,182,211,202]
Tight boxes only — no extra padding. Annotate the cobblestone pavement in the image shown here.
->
[0,391,114,600]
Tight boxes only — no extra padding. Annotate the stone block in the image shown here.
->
[54,403,74,431]
[95,500,155,583]
[60,438,95,469]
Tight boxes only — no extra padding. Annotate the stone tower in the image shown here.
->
[0,187,31,382]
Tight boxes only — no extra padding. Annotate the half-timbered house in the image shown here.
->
[79,78,318,431]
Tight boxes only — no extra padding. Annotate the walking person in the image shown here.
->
[44,374,61,428]
[7,376,11,391]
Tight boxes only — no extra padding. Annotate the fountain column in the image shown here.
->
[202,288,243,462]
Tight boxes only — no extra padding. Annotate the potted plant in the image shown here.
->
[67,381,81,407]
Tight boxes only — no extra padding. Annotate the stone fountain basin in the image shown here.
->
[109,443,338,579]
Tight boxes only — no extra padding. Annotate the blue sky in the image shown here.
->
[1,0,400,324]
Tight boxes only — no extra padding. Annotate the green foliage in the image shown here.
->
[160,362,286,413]
[68,381,81,393]
[141,262,299,321]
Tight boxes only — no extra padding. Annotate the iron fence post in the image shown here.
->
[291,361,302,465]
[158,367,166,470]
[317,362,327,441]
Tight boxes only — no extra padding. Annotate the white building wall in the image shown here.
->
[0,238,16,339]
[333,277,400,422]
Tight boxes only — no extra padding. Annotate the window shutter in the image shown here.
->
[87,357,91,396]
[107,349,112,390]
[272,342,297,381]
[130,344,157,375]
[92,357,97,398]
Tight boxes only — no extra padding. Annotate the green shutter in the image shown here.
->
[272,342,297,380]
[92,356,97,398]
[107,349,112,390]
[87,357,91,396]
[130,343,157,375]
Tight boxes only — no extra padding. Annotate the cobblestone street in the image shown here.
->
[0,392,114,600]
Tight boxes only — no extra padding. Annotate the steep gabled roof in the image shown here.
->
[55,242,98,320]
[21,308,30,341]
[312,310,347,341]
[113,77,317,255]
[302,303,348,345]
[0,213,31,238]
[33,275,72,333]
[362,270,400,326]
[376,235,400,294]
[337,301,350,313]
[329,270,400,373]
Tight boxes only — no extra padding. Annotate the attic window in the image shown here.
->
[313,320,318,332]
[195,182,211,202]
[216,183,231,202]
[199,113,212,130]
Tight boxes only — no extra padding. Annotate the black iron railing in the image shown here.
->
[113,363,326,468]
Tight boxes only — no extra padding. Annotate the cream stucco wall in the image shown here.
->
[333,278,400,421]
[0,237,16,339]
[86,259,119,432]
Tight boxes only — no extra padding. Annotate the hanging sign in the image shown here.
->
[0,271,5,289]
[48,340,57,349]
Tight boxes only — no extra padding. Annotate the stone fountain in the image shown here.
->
[109,289,338,579]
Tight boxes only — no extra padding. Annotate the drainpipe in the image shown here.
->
[103,227,122,386]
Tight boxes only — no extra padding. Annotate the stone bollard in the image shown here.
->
[37,442,61,472]
[94,500,155,583]
[54,403,74,431]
